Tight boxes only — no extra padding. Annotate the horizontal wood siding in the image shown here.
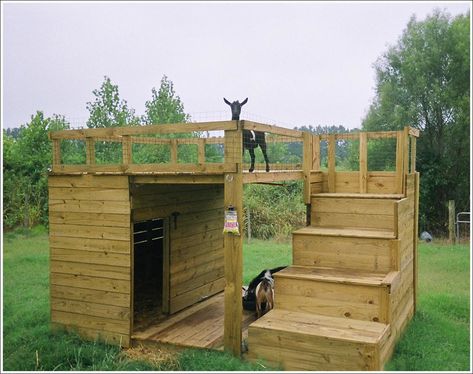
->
[49,175,131,347]
[318,172,397,194]
[311,197,395,231]
[130,183,224,314]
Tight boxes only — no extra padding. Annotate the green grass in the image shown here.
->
[2,227,470,371]
[385,242,471,371]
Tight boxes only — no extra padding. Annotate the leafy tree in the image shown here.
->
[86,76,140,164]
[3,112,69,228]
[143,75,190,125]
[137,75,194,164]
[362,10,470,234]
[86,76,140,128]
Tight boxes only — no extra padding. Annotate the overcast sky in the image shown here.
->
[2,1,471,130]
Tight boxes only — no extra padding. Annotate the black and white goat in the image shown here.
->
[255,270,275,318]
[223,97,270,172]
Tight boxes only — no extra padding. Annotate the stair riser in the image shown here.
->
[293,234,399,272]
[274,277,390,323]
[311,197,395,231]
[248,326,381,371]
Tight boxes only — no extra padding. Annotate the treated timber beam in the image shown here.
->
[223,124,243,356]
[242,170,304,184]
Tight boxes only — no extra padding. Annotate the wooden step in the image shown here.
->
[293,229,399,272]
[294,226,396,239]
[274,266,399,323]
[310,195,397,231]
[248,309,391,371]
[312,193,404,199]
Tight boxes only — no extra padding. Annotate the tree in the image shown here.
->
[3,112,69,228]
[362,9,470,234]
[86,76,140,128]
[143,75,190,125]
[135,76,194,164]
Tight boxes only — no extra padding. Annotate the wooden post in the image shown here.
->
[448,200,456,244]
[198,138,206,164]
[410,136,416,173]
[122,135,132,165]
[413,172,420,312]
[52,139,61,167]
[328,134,336,193]
[359,132,368,193]
[170,139,178,164]
[302,132,313,204]
[403,127,410,178]
[312,134,320,171]
[223,121,243,356]
[86,137,95,165]
[395,131,404,194]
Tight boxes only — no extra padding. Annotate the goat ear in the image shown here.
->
[223,98,231,106]
[241,98,248,106]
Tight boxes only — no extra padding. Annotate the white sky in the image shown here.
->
[1,1,471,130]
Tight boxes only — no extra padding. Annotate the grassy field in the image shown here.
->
[2,227,471,371]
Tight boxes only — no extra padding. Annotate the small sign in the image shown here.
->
[223,206,240,235]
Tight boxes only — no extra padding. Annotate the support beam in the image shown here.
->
[223,125,243,356]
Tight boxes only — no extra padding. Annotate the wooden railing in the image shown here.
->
[308,126,419,198]
[49,121,418,196]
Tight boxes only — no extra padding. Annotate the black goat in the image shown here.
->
[223,97,270,172]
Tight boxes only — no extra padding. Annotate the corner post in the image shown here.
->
[359,132,368,193]
[223,120,243,356]
[328,134,336,192]
[302,132,313,204]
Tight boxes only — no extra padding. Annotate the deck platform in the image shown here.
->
[132,292,256,350]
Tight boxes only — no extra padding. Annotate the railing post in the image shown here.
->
[122,135,132,166]
[410,135,416,173]
[448,200,456,244]
[223,120,243,356]
[312,135,320,171]
[86,137,95,165]
[303,132,313,204]
[52,139,61,169]
[170,139,178,164]
[328,134,336,192]
[359,132,368,193]
[395,131,404,194]
[198,138,206,164]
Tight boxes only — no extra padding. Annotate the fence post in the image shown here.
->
[247,208,251,243]
[448,200,456,244]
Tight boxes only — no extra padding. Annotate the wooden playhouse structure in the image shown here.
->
[48,120,419,371]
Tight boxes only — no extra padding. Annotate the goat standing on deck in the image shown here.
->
[223,98,270,172]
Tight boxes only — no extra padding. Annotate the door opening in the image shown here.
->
[133,218,169,331]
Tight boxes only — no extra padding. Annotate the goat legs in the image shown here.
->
[259,143,270,172]
[248,148,256,173]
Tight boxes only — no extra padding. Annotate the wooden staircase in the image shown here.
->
[248,187,417,371]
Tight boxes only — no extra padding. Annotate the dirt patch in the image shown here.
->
[121,343,180,369]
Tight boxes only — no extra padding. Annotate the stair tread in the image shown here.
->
[250,309,389,344]
[275,265,397,286]
[312,192,404,199]
[294,226,395,239]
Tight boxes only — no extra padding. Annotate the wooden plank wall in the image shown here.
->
[130,184,225,314]
[311,172,397,194]
[48,175,132,347]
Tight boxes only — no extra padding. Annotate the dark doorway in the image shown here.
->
[133,218,169,331]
